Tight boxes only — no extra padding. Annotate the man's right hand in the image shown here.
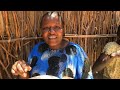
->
[11,60,32,78]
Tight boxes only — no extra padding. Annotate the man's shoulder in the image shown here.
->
[68,42,87,57]
[31,41,46,51]
[69,42,82,48]
[34,41,45,47]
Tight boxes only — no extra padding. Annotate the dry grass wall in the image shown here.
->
[0,11,119,79]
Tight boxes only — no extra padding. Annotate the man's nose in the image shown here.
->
[49,28,56,33]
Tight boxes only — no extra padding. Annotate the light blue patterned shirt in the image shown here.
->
[27,41,93,79]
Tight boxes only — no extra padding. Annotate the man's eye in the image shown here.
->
[43,28,49,31]
[53,26,61,30]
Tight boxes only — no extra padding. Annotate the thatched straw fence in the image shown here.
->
[0,11,120,79]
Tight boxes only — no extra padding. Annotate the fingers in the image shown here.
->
[111,52,117,57]
[11,61,20,75]
[111,50,120,57]
[20,72,28,78]
[11,60,31,78]
[11,68,18,76]
[21,63,31,72]
[17,63,25,73]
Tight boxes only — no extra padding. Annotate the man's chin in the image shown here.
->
[48,43,60,49]
[48,41,58,46]
[49,44,58,47]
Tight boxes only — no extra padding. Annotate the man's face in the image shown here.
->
[41,15,63,49]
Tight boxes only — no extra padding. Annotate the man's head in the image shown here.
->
[40,11,64,29]
[40,11,64,49]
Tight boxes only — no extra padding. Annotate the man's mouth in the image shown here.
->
[48,36,57,39]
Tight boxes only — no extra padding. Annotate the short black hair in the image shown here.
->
[117,25,120,37]
[40,11,64,28]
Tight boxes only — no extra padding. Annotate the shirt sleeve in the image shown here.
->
[75,44,93,79]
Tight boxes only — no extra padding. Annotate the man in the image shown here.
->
[11,11,93,79]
